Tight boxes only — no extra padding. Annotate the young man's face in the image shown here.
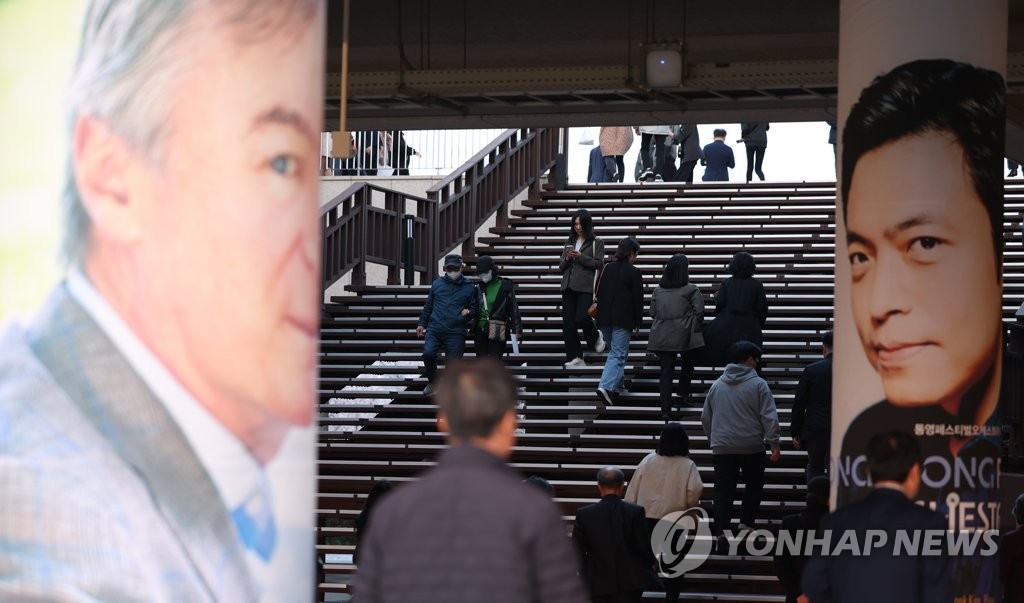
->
[845,132,1002,410]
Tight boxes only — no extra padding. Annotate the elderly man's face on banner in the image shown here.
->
[845,131,1002,412]
[75,8,323,436]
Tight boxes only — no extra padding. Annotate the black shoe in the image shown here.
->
[1010,169,1019,177]
[596,387,614,406]
[424,383,434,396]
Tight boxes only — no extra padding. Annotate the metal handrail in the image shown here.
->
[320,127,560,290]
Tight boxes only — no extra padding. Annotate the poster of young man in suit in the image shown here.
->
[0,1,323,600]
[832,0,1006,599]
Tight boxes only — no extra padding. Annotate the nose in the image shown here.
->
[868,251,911,326]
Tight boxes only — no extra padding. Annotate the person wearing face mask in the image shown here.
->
[473,256,524,359]
[417,254,479,396]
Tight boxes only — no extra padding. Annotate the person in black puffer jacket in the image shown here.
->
[473,255,524,359]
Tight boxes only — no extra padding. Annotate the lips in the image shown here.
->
[874,341,931,366]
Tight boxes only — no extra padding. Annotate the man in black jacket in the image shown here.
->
[791,330,833,482]
[573,467,661,603]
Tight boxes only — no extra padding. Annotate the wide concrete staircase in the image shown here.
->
[315,180,1024,602]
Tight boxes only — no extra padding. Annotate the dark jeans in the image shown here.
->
[474,330,506,358]
[645,518,683,603]
[603,155,625,181]
[657,350,698,413]
[712,452,766,534]
[640,133,668,177]
[675,160,698,183]
[803,435,829,482]
[745,145,766,181]
[562,290,599,361]
[422,330,466,383]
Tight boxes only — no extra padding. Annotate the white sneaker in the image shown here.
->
[594,331,607,354]
[564,357,586,368]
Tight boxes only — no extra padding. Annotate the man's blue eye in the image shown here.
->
[270,155,296,175]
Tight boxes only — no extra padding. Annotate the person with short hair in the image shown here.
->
[773,475,830,603]
[0,1,325,599]
[573,467,662,603]
[702,251,769,367]
[700,128,735,182]
[417,253,479,395]
[791,330,833,482]
[1001,494,1024,603]
[701,341,781,535]
[473,255,523,359]
[559,209,607,368]
[594,238,643,406]
[355,358,588,603]
[802,431,953,603]
[624,423,704,603]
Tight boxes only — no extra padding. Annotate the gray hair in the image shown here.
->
[435,358,519,439]
[61,0,319,266]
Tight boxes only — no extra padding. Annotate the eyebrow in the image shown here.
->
[251,106,318,145]
[846,212,941,247]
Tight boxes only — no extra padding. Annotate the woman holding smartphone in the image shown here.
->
[559,208,605,367]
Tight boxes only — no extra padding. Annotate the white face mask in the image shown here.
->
[480,272,493,283]
[446,270,462,280]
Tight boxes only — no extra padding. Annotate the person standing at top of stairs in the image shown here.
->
[701,129,736,182]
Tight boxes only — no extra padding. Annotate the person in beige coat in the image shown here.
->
[599,126,634,182]
[625,422,704,603]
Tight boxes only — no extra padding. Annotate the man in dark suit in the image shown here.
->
[355,358,587,603]
[801,431,953,603]
[700,128,735,181]
[1001,494,1024,602]
[774,475,830,603]
[791,330,833,482]
[573,467,661,603]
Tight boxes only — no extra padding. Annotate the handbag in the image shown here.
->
[587,263,606,319]
[481,284,509,341]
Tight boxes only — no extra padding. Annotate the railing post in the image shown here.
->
[352,187,367,286]
[385,190,400,285]
[403,214,416,286]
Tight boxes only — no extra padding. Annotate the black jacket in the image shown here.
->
[594,260,644,330]
[573,495,661,597]
[702,276,769,364]
[791,355,832,442]
[475,277,523,336]
[774,506,828,603]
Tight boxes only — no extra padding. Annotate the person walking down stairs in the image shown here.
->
[559,209,606,368]
[473,255,524,359]
[416,254,478,396]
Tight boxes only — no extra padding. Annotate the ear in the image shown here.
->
[436,412,449,434]
[72,115,145,247]
[904,463,922,498]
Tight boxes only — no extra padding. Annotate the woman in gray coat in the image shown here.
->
[648,254,705,419]
[559,209,606,368]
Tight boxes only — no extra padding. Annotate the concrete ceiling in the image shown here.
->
[326,0,1024,158]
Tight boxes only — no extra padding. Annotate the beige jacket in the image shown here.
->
[624,452,704,519]
[599,126,634,156]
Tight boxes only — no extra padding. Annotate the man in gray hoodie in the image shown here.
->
[701,341,781,536]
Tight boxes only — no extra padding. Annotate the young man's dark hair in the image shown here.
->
[655,422,691,456]
[434,357,519,439]
[821,329,833,349]
[841,59,1004,270]
[726,340,763,365]
[866,430,923,484]
[713,128,727,138]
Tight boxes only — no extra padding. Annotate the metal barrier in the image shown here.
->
[320,127,561,289]
[321,129,506,176]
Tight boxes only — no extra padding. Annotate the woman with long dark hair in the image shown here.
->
[702,251,769,366]
[625,423,704,603]
[559,209,606,368]
[648,254,705,418]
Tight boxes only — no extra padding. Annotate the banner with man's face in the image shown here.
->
[0,1,323,601]
[834,0,1006,598]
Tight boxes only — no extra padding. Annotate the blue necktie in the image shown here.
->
[231,484,277,561]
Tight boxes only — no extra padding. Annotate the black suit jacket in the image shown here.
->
[700,140,735,181]
[573,495,661,597]
[1001,527,1024,602]
[802,488,953,603]
[791,355,832,441]
[595,260,644,330]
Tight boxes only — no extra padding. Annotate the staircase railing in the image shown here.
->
[320,127,560,290]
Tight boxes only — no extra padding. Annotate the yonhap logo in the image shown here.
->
[650,507,714,577]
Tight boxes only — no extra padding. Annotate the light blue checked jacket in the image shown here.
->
[0,285,256,602]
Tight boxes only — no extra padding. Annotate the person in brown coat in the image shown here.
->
[599,126,634,182]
